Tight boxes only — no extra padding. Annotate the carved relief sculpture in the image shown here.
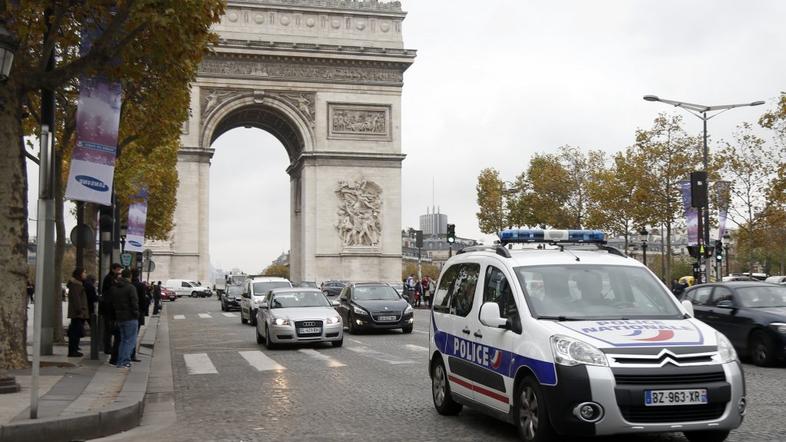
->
[328,103,390,139]
[336,179,382,247]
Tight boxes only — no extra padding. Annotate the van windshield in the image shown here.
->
[253,281,290,295]
[514,265,683,320]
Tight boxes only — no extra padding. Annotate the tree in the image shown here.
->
[262,264,290,279]
[716,123,785,273]
[517,153,573,228]
[475,168,505,234]
[556,145,605,228]
[0,1,224,369]
[635,114,698,281]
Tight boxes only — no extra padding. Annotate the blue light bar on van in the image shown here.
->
[498,229,606,244]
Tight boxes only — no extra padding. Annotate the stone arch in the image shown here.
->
[200,91,315,162]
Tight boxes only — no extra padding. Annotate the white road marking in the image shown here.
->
[348,338,364,344]
[222,312,237,318]
[412,330,429,335]
[239,351,286,372]
[173,315,185,320]
[183,353,218,374]
[404,344,429,352]
[198,313,212,319]
[298,349,346,367]
[346,346,416,365]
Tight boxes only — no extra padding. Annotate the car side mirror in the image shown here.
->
[681,300,694,317]
[479,302,508,329]
[243,292,250,298]
[716,300,735,309]
[330,300,340,307]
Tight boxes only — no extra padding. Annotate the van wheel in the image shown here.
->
[191,291,198,298]
[431,358,462,415]
[683,430,731,442]
[515,377,556,442]
[241,311,248,324]
[750,331,776,366]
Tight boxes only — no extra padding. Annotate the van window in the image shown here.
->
[449,264,480,317]
[483,266,520,331]
[433,265,460,313]
[181,281,191,288]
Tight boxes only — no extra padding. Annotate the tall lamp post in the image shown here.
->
[723,233,731,276]
[640,228,649,266]
[643,95,764,283]
[0,18,21,396]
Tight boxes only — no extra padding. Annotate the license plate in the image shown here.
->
[378,315,397,321]
[298,327,321,334]
[645,389,708,406]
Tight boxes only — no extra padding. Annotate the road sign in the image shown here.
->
[120,252,133,267]
[142,248,152,260]
[69,224,94,248]
[143,260,156,273]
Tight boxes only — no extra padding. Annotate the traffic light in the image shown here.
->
[715,240,723,262]
[447,224,456,244]
[415,230,423,248]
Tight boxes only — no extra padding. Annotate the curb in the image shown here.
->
[0,316,160,442]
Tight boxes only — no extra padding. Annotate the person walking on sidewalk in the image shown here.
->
[66,268,89,357]
[27,280,34,304]
[152,281,162,315]
[111,269,139,368]
[101,263,122,355]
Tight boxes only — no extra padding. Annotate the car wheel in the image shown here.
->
[683,430,731,442]
[241,310,248,324]
[332,339,343,348]
[515,376,557,442]
[347,313,357,334]
[750,331,776,366]
[265,325,277,350]
[402,325,413,334]
[191,291,198,298]
[431,358,462,415]
[250,309,257,326]
[256,326,265,345]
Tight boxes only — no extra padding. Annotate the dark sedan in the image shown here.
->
[221,285,244,311]
[335,282,413,334]
[682,282,786,366]
[321,280,347,298]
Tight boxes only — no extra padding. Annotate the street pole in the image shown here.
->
[702,113,711,284]
[725,243,730,276]
[642,241,648,266]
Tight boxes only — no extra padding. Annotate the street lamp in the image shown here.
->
[723,232,731,276]
[643,94,764,283]
[640,228,649,266]
[0,20,17,82]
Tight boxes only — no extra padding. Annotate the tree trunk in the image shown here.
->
[0,81,31,369]
[53,148,65,343]
[665,222,672,282]
[84,203,99,277]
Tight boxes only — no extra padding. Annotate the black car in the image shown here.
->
[335,282,414,334]
[221,285,244,311]
[682,281,786,366]
[321,280,347,298]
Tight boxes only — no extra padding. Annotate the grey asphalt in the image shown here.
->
[100,298,786,442]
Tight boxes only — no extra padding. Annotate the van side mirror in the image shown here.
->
[681,300,694,317]
[479,302,508,329]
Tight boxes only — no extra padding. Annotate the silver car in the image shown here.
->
[255,288,343,349]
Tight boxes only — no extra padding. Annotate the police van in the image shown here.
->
[429,229,745,442]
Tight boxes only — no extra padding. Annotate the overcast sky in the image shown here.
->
[32,0,786,274]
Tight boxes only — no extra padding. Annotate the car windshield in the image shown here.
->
[515,265,683,320]
[353,285,400,301]
[253,281,290,295]
[271,291,329,308]
[227,286,243,295]
[736,286,786,308]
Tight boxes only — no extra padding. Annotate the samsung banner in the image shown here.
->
[679,181,699,246]
[125,189,149,253]
[64,25,122,205]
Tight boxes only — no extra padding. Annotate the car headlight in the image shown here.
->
[404,305,413,314]
[273,317,290,326]
[550,335,607,367]
[770,322,786,334]
[325,316,341,325]
[352,305,368,315]
[716,332,738,363]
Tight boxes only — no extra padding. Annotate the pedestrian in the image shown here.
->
[428,276,436,307]
[152,281,162,315]
[101,263,122,356]
[27,280,34,304]
[132,270,149,327]
[414,279,423,307]
[84,274,98,317]
[421,276,430,307]
[66,268,89,357]
[111,269,139,368]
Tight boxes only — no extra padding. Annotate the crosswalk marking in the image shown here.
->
[222,312,237,318]
[198,313,212,319]
[347,346,416,365]
[173,315,185,320]
[183,353,217,374]
[239,351,286,372]
[404,344,429,352]
[298,349,346,367]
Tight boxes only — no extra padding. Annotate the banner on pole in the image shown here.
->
[715,181,731,240]
[125,189,149,253]
[680,181,699,246]
[64,25,122,205]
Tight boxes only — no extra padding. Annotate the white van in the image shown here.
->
[165,279,212,298]
[429,229,745,442]
[240,276,292,325]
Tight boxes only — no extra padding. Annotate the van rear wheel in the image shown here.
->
[431,358,462,415]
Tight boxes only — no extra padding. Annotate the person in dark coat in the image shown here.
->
[101,263,122,355]
[111,269,139,368]
[132,270,148,327]
[152,281,162,315]
[84,275,99,316]
[66,268,89,357]
[27,280,35,304]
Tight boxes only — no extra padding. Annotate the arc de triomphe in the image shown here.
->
[147,0,415,284]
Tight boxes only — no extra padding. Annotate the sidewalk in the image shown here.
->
[0,303,160,442]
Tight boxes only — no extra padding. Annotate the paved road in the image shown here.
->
[120,298,786,442]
